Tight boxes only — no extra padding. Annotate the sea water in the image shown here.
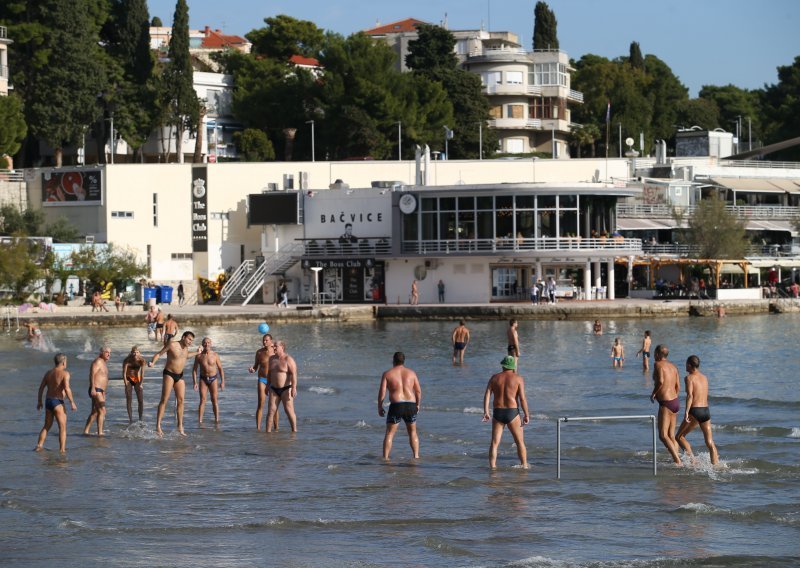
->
[0,315,798,566]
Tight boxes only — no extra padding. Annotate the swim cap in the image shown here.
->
[501,356,516,370]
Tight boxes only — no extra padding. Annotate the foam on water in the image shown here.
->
[463,407,483,414]
[789,427,800,438]
[354,420,369,428]
[308,386,335,395]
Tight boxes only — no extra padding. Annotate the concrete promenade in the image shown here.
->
[7,297,799,329]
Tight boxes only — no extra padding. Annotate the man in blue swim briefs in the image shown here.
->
[676,355,719,465]
[150,331,201,436]
[636,330,652,372]
[378,352,422,459]
[451,320,470,365]
[248,334,279,431]
[650,344,682,465]
[193,337,225,425]
[482,356,530,469]
[36,353,78,453]
[83,346,111,436]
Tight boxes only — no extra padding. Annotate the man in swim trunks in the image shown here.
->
[248,334,279,431]
[636,330,652,371]
[122,345,146,423]
[149,331,201,436]
[266,340,298,433]
[155,309,165,342]
[650,344,682,465]
[611,337,625,368]
[145,305,158,339]
[507,319,520,364]
[451,320,470,365]
[377,351,421,459]
[482,356,530,469]
[36,353,77,453]
[163,314,178,345]
[193,337,225,425]
[676,355,719,465]
[83,346,111,436]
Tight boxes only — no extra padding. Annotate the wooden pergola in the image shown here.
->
[617,257,751,289]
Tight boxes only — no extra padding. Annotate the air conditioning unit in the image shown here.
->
[266,182,278,191]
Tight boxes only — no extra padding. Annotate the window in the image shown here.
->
[489,105,502,119]
[152,193,158,227]
[529,97,562,120]
[506,139,524,153]
[484,71,501,86]
[532,62,567,86]
[111,211,133,218]
[506,71,523,84]
[507,104,524,119]
[171,253,193,260]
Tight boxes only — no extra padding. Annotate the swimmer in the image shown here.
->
[149,331,201,436]
[482,356,530,469]
[122,345,146,423]
[83,346,112,436]
[193,337,225,425]
[636,330,652,371]
[611,337,625,368]
[507,319,520,364]
[24,320,43,347]
[593,320,603,335]
[377,352,421,459]
[266,340,298,433]
[163,314,178,344]
[451,320,470,365]
[35,353,77,453]
[650,345,682,465]
[155,309,165,341]
[675,355,719,465]
[248,334,279,431]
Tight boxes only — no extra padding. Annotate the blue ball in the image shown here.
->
[258,323,270,334]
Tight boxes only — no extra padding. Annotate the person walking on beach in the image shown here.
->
[650,345,682,465]
[278,281,289,308]
[410,279,419,305]
[163,314,178,344]
[154,308,165,342]
[482,356,530,469]
[193,337,225,425]
[122,345,146,423]
[451,320,470,365]
[177,282,185,306]
[266,340,298,433]
[82,346,111,436]
[249,334,279,431]
[149,331,200,436]
[676,355,719,465]
[636,330,652,371]
[35,353,77,453]
[611,337,625,368]
[377,352,421,459]
[507,319,520,364]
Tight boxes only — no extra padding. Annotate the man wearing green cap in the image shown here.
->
[482,355,530,469]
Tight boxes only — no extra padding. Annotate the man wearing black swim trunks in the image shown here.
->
[193,337,225,425]
[36,353,77,453]
[650,345,682,465]
[482,356,530,469]
[83,346,111,436]
[266,340,298,433]
[676,355,719,465]
[378,352,421,459]
[150,331,200,436]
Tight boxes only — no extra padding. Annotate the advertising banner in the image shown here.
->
[42,170,102,206]
[192,167,208,252]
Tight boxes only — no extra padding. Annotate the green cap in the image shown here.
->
[501,356,516,370]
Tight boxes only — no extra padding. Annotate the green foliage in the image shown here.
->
[69,243,148,291]
[699,85,762,144]
[628,42,644,69]
[234,129,276,161]
[46,217,81,243]
[0,238,43,300]
[405,24,458,71]
[760,56,800,159]
[0,94,27,158]
[533,2,559,50]
[0,204,44,236]
[643,54,688,142]
[676,98,720,131]
[151,16,162,27]
[246,15,324,59]
[570,123,601,158]
[683,195,748,259]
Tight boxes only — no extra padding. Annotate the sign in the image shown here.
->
[303,190,392,240]
[192,167,208,252]
[302,258,375,269]
[399,193,417,214]
[42,170,102,206]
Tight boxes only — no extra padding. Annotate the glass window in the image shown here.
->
[538,210,556,237]
[439,212,456,239]
[506,71,523,84]
[508,104,524,119]
[477,211,494,239]
[516,210,535,238]
[559,210,578,236]
[457,196,474,211]
[421,212,437,240]
[439,197,456,211]
[559,195,577,208]
[421,197,437,212]
[485,71,501,86]
[477,196,493,210]
[402,211,418,241]
[515,195,534,209]
[457,211,474,239]
[496,196,513,209]
[489,105,502,118]
[506,139,524,153]
[538,195,556,208]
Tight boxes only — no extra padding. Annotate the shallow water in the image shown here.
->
[1,315,798,566]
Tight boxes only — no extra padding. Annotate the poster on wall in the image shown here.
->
[42,170,102,206]
[192,167,208,252]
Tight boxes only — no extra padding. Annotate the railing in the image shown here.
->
[0,64,8,80]
[401,237,642,255]
[301,237,391,258]
[470,47,529,59]
[567,89,584,103]
[617,203,800,220]
[0,170,24,182]
[482,84,542,97]
[722,160,800,170]
[0,26,7,39]
[488,118,543,129]
[239,242,305,306]
[556,415,657,479]
[3,306,19,333]
[219,259,254,305]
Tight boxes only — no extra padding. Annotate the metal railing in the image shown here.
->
[617,203,800,220]
[568,89,584,103]
[238,242,305,306]
[556,415,657,479]
[0,170,24,182]
[301,237,391,258]
[219,259,254,305]
[0,26,7,39]
[401,237,642,255]
[722,159,800,170]
[3,306,19,333]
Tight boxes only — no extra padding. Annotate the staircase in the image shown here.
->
[220,243,304,306]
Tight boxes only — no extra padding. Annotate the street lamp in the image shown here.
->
[306,120,315,162]
[311,266,322,306]
[396,121,402,161]
[476,121,483,160]
[443,125,453,159]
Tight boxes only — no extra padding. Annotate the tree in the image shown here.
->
[760,56,800,159]
[246,15,325,59]
[532,1,559,50]
[570,123,601,158]
[628,42,644,69]
[0,238,43,301]
[699,84,761,142]
[643,54,689,143]
[151,16,162,26]
[684,195,748,259]
[0,94,27,162]
[676,98,720,131]
[405,23,458,71]
[69,243,148,292]
[0,204,44,236]
[234,129,275,161]
[46,217,81,243]
[160,0,199,163]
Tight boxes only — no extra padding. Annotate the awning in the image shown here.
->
[766,179,800,193]
[616,218,678,231]
[745,220,798,236]
[711,177,797,193]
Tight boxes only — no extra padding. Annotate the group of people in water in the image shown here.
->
[34,316,718,470]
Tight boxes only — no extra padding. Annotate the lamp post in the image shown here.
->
[396,121,402,161]
[477,121,483,160]
[306,120,315,162]
[311,266,322,306]
[108,104,116,164]
[443,125,453,159]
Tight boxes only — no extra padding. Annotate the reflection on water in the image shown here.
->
[0,315,798,565]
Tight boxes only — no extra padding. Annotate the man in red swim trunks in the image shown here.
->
[650,344,682,465]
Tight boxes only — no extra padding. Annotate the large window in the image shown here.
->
[529,97,564,120]
[507,104,524,119]
[506,71,523,84]
[531,62,567,86]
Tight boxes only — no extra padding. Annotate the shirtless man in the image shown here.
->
[593,320,603,335]
[35,353,77,453]
[410,280,419,305]
[636,330,652,371]
[650,344,682,465]
[83,346,111,436]
[122,345,146,423]
[377,352,421,459]
[149,331,200,436]
[506,319,520,364]
[266,340,298,433]
[163,314,178,345]
[155,309,166,342]
[611,337,625,368]
[145,305,158,339]
[482,356,530,469]
[676,355,719,465]
[193,337,225,425]
[248,334,279,431]
[451,320,470,365]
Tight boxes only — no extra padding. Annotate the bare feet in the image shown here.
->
[34,445,43,452]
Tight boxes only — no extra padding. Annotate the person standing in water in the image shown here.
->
[122,345,146,423]
[377,352,421,460]
[650,345,682,465]
[249,334,279,431]
[193,337,225,425]
[676,355,719,465]
[451,320,470,365]
[149,331,200,436]
[83,346,111,436]
[35,353,77,453]
[636,330,652,371]
[611,337,625,368]
[482,356,530,469]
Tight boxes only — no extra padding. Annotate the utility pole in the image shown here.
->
[396,121,402,161]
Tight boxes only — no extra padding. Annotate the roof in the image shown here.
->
[710,177,800,193]
[364,18,428,35]
[289,55,320,67]
[200,27,250,50]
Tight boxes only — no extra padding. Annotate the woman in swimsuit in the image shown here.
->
[122,345,146,423]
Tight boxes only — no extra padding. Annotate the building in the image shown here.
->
[0,25,10,96]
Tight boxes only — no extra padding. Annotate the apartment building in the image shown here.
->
[0,25,11,96]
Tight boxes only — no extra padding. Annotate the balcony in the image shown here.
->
[0,26,7,39]
[468,47,530,61]
[617,203,800,220]
[300,237,391,258]
[568,89,584,103]
[489,118,542,129]
[401,237,642,255]
[483,84,542,96]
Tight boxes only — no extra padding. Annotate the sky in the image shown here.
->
[148,0,799,97]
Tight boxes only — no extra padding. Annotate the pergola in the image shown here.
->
[618,256,752,289]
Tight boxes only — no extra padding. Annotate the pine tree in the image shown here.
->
[532,2,559,50]
[629,42,644,69]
